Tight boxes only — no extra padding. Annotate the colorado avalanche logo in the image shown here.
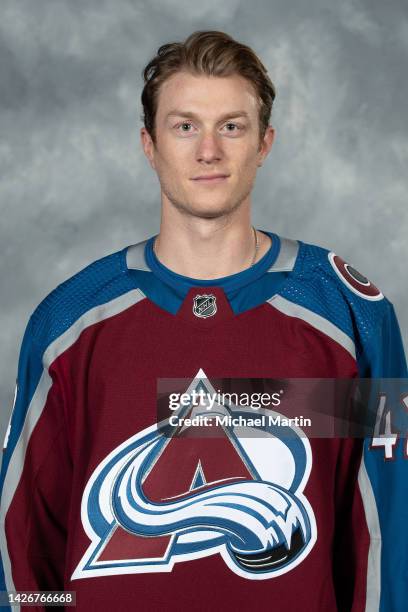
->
[328,252,383,300]
[72,370,316,581]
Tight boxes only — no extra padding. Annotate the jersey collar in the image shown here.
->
[143,230,281,295]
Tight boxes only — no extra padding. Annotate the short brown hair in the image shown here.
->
[141,30,276,147]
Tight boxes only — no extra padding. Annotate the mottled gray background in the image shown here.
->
[1,0,407,445]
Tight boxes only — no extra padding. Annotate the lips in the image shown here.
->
[192,174,229,182]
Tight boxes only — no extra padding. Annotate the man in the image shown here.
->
[1,30,407,611]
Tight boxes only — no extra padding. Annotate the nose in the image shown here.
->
[196,131,223,163]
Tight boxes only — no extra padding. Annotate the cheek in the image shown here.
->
[235,156,259,178]
[231,144,258,166]
[163,149,191,174]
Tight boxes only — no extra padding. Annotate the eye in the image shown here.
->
[224,122,242,132]
[176,122,194,132]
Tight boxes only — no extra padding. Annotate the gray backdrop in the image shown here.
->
[1,0,407,445]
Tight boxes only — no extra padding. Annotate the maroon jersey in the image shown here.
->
[1,232,407,611]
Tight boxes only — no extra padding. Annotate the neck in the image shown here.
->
[153,200,272,279]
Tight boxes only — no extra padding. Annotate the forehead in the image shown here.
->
[156,71,259,120]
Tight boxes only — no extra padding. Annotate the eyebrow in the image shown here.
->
[165,110,250,121]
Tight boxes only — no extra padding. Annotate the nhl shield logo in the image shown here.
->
[193,294,217,318]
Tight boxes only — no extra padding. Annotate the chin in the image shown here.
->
[183,196,242,218]
[187,205,235,219]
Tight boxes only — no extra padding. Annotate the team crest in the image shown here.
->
[72,370,316,581]
[193,294,217,318]
[328,252,383,300]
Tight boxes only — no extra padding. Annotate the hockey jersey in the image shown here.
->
[1,230,407,611]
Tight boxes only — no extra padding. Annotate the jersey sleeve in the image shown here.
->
[0,315,72,607]
[358,300,408,612]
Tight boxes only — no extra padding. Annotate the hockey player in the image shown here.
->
[1,30,407,611]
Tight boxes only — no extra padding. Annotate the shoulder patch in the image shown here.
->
[328,252,383,301]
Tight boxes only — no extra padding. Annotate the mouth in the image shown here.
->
[191,175,229,184]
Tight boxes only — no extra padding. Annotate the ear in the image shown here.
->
[257,126,275,166]
[140,127,156,170]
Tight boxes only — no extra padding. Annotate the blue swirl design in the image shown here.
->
[110,432,312,574]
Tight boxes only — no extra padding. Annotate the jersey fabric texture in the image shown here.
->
[0,230,407,612]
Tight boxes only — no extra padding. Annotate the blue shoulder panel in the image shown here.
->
[0,248,137,607]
